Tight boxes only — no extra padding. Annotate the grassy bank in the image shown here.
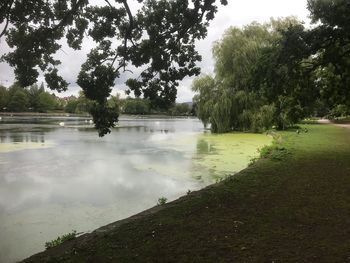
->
[23,124,350,262]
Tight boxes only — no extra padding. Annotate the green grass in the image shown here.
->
[23,124,350,263]
[45,231,77,250]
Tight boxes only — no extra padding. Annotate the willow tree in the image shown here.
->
[193,19,300,133]
[0,0,227,136]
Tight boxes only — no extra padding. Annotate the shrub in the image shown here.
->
[45,230,77,249]
[157,197,167,205]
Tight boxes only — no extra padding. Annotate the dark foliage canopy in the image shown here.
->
[193,0,350,133]
[250,0,350,125]
[0,0,227,135]
[277,0,350,115]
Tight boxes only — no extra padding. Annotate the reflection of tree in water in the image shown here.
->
[192,139,220,183]
[196,139,216,155]
[7,132,45,143]
[31,132,45,143]
[0,134,6,143]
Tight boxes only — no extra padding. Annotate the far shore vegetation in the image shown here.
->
[0,83,195,117]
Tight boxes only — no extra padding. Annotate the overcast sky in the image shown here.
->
[0,0,310,102]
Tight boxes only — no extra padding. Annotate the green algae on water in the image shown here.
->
[192,133,272,183]
[0,141,55,153]
[133,132,272,184]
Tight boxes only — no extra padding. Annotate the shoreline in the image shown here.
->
[17,124,350,262]
[1,118,270,262]
[21,123,350,262]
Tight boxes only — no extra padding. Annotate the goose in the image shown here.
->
[59,122,65,126]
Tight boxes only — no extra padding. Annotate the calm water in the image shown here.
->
[0,115,271,262]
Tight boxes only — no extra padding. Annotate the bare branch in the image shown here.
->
[111,0,134,73]
[123,69,133,74]
[104,0,114,9]
[122,0,134,42]
[0,0,14,38]
[0,17,10,38]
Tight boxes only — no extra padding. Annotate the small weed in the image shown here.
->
[187,190,192,195]
[45,230,77,249]
[248,157,259,166]
[215,175,229,183]
[157,197,167,205]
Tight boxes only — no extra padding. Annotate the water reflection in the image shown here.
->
[0,134,6,142]
[0,116,205,262]
[196,139,216,154]
[0,132,45,143]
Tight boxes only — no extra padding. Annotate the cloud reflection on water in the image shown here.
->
[0,116,271,262]
[0,117,204,262]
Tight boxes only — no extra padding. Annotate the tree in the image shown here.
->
[0,0,227,136]
[107,94,121,112]
[37,92,58,112]
[7,89,29,112]
[193,20,301,133]
[193,1,350,133]
[65,98,79,114]
[63,92,97,114]
[0,85,8,111]
[75,91,94,114]
[192,75,217,128]
[0,82,63,112]
[272,0,350,118]
[26,83,44,111]
[250,21,319,129]
[122,98,150,114]
[308,0,350,115]
[170,103,191,116]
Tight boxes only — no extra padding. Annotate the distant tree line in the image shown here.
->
[0,83,61,112]
[120,98,193,116]
[193,0,350,133]
[0,82,97,114]
[0,82,194,116]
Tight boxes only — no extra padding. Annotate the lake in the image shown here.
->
[0,115,271,262]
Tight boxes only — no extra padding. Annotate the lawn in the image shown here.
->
[23,124,350,263]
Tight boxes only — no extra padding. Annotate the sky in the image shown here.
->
[0,0,310,102]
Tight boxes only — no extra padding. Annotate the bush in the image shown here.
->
[329,104,348,119]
